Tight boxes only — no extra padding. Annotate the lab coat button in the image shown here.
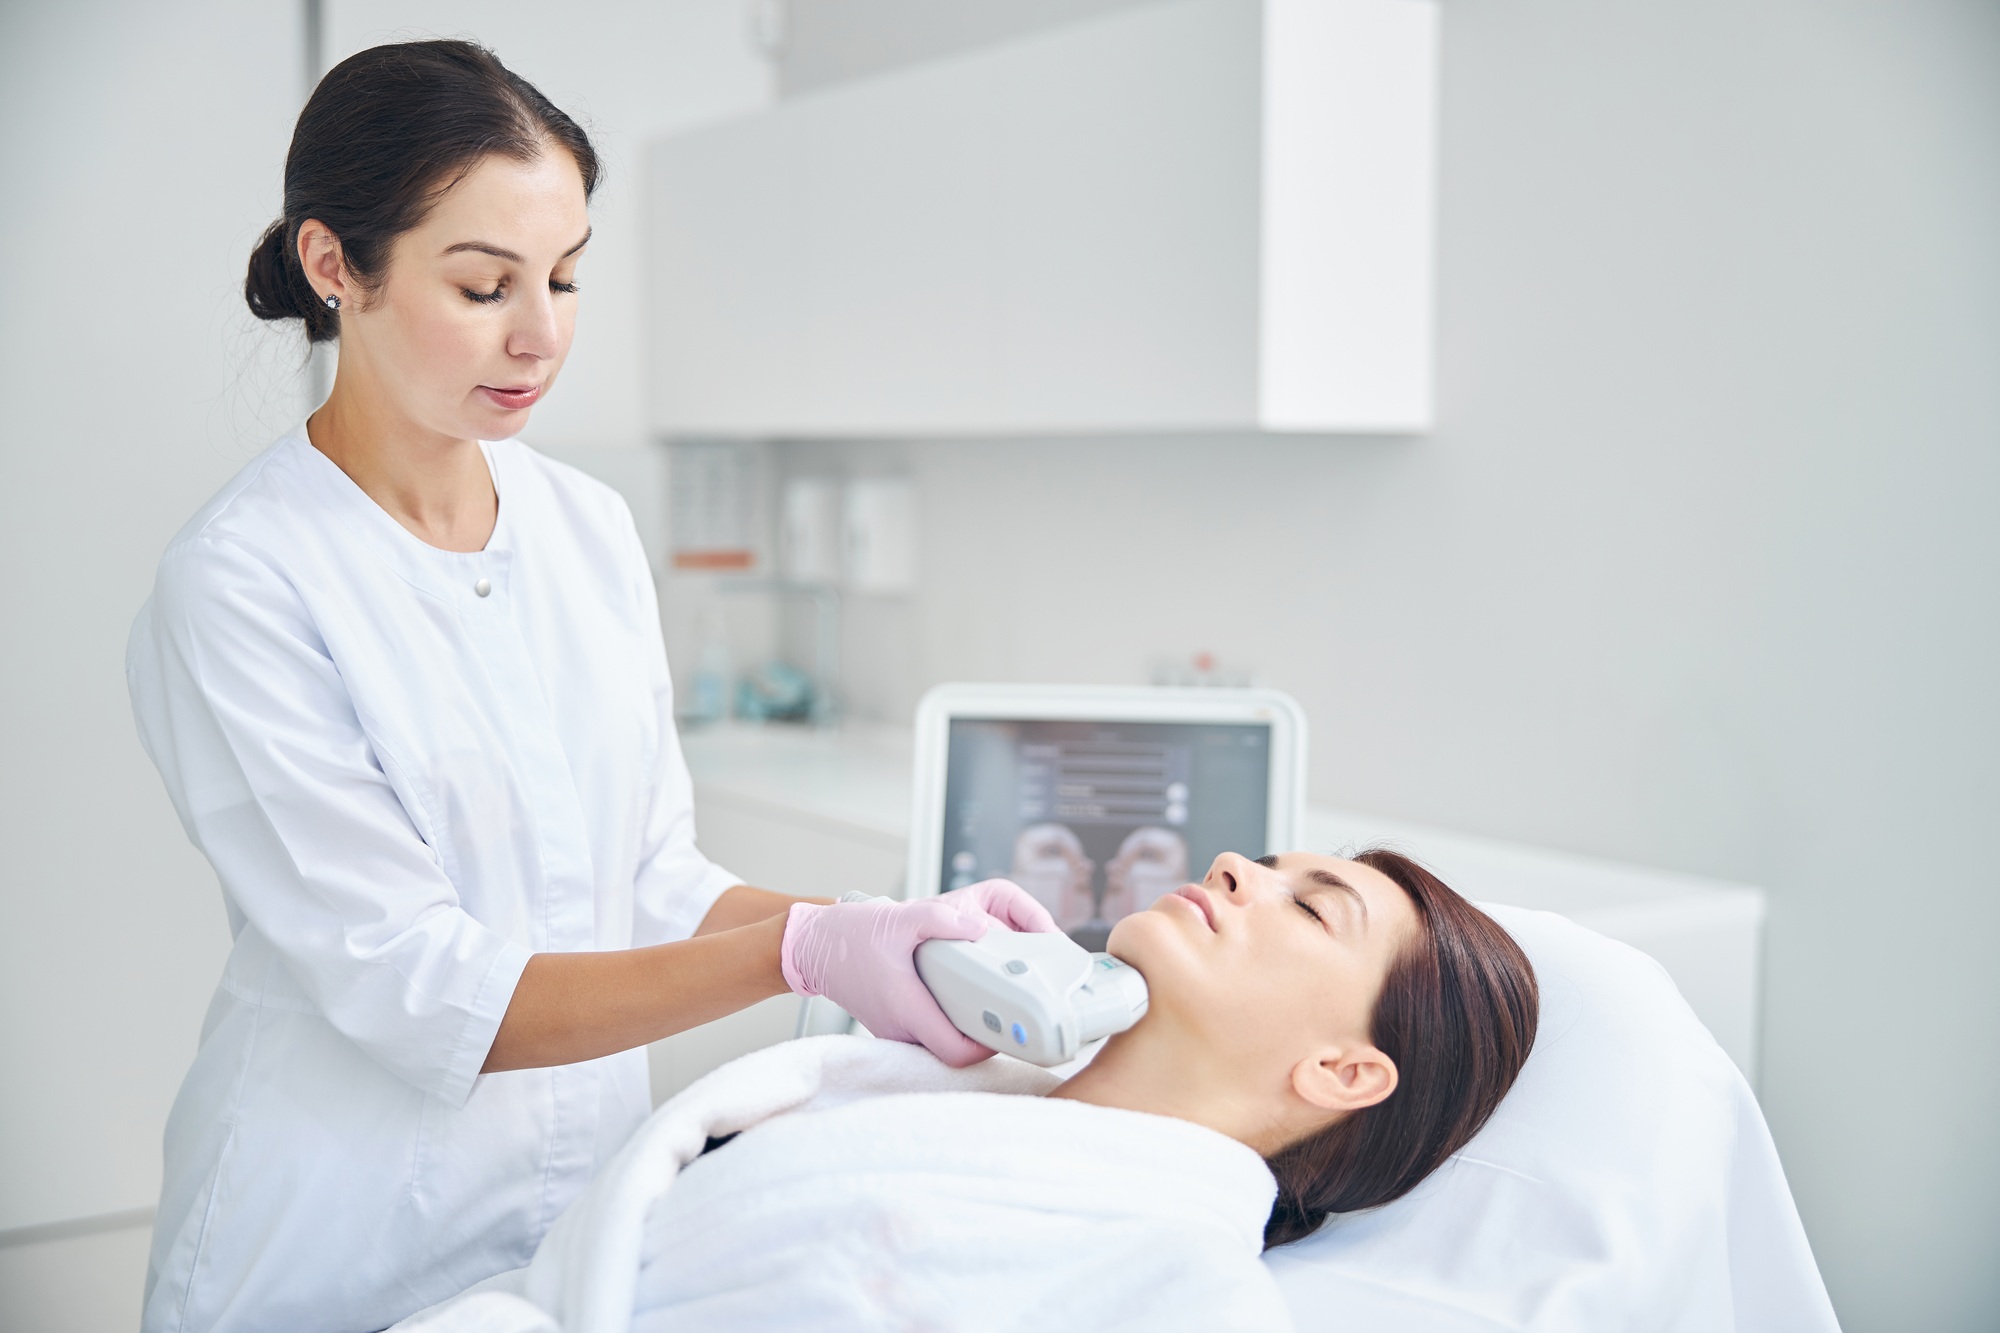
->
[474,578,491,598]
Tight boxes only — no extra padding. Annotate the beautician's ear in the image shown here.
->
[1291,1046,1398,1114]
[296,219,351,309]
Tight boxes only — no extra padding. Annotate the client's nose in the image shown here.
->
[1205,850,1263,898]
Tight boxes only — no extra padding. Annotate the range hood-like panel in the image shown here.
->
[648,0,1436,438]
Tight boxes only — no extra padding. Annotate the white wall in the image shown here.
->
[0,0,305,1235]
[772,2,2000,1330]
[776,0,1158,96]
[0,0,768,1241]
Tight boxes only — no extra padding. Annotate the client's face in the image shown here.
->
[1103,851,1420,1149]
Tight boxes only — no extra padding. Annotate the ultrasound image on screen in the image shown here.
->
[940,719,1271,951]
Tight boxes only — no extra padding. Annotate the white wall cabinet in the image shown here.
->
[647,0,1437,438]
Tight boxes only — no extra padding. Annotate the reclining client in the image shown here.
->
[603,848,1541,1329]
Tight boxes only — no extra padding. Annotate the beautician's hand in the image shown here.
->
[940,878,1060,936]
[780,881,1059,1067]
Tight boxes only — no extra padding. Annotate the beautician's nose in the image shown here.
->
[507,289,563,361]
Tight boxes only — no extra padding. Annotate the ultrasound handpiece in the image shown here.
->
[913,921,1150,1067]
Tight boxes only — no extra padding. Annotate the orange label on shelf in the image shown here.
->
[672,550,756,571]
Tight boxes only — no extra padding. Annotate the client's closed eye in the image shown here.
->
[1290,891,1328,929]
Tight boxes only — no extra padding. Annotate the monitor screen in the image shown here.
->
[940,717,1272,950]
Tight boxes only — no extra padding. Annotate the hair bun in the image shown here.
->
[244,219,336,342]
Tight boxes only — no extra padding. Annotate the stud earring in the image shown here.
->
[324,294,341,311]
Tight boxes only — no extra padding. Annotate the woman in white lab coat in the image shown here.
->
[126,41,1050,1333]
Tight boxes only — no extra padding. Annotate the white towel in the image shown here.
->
[397,1035,1291,1332]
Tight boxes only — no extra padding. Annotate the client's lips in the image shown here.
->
[478,383,542,410]
[1172,885,1218,932]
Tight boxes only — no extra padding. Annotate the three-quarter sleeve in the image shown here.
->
[624,523,743,947]
[129,536,530,1107]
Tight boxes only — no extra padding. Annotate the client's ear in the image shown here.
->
[1291,1045,1398,1115]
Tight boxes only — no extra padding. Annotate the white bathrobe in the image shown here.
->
[397,1036,1292,1332]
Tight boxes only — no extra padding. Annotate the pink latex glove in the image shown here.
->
[781,879,1060,1067]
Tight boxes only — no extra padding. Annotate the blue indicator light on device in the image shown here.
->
[1012,1022,1026,1045]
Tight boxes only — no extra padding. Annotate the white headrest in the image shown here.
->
[1265,904,1838,1332]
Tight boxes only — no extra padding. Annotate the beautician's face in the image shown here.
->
[1108,851,1418,1089]
[336,149,590,441]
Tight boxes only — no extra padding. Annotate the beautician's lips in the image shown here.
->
[1172,885,1218,932]
[478,383,542,409]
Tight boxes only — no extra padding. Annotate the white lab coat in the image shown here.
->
[126,429,740,1333]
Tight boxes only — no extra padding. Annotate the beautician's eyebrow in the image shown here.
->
[443,228,593,262]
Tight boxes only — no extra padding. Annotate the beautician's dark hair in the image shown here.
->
[1263,849,1539,1248]
[245,39,600,341]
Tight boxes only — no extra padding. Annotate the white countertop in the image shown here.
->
[681,721,916,845]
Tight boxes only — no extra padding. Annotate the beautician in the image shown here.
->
[126,41,1052,1333]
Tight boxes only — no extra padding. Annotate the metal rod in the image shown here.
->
[302,0,334,411]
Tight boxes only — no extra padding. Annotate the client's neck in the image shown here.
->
[1049,1025,1291,1156]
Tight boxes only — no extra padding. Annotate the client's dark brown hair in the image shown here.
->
[1262,848,1539,1248]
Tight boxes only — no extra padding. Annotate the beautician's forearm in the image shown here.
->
[481,913,791,1073]
[694,883,827,936]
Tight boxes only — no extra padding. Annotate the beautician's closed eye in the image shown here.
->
[460,278,582,304]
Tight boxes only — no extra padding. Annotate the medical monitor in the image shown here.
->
[908,685,1306,950]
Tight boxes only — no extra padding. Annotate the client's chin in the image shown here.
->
[1104,904,1198,996]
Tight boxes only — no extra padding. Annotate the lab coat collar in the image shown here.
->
[279,426,519,607]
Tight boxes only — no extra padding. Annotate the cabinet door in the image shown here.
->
[647,794,910,1104]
